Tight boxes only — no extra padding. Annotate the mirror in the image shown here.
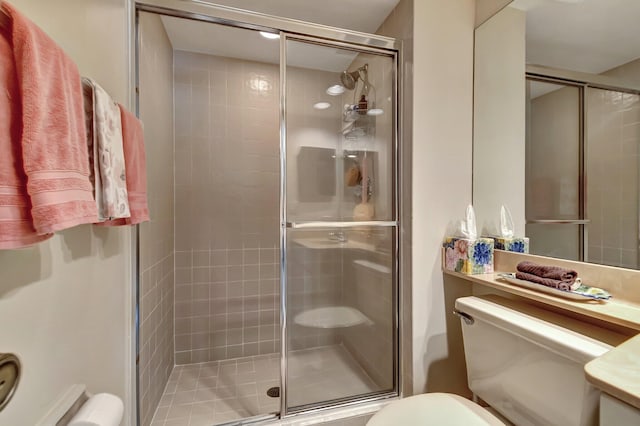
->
[473,0,640,270]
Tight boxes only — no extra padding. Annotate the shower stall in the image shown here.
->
[525,72,640,269]
[135,1,402,425]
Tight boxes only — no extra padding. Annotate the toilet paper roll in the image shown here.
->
[68,393,124,426]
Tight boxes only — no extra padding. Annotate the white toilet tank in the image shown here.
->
[455,295,627,426]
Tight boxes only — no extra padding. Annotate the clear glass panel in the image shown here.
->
[285,227,396,409]
[149,15,282,424]
[585,88,640,269]
[526,223,581,261]
[526,80,581,220]
[286,40,395,222]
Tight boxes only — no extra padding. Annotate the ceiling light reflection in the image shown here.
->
[313,102,332,110]
[259,31,280,40]
[326,85,346,96]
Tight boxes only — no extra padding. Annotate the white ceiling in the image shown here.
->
[159,0,399,72]
[161,16,357,72]
[511,0,640,74]
[194,0,401,33]
[161,16,280,64]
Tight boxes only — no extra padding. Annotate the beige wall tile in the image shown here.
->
[138,12,175,426]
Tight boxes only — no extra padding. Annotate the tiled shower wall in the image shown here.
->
[586,89,640,269]
[138,13,175,426]
[528,84,640,268]
[171,48,398,388]
[173,51,280,363]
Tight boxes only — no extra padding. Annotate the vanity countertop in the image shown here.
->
[585,334,640,410]
[442,269,640,331]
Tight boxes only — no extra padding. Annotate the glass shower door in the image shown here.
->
[281,37,398,412]
[525,79,584,260]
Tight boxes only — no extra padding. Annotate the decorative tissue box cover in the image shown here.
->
[443,237,494,275]
[493,237,529,253]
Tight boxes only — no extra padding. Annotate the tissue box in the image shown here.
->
[493,237,529,253]
[442,237,494,274]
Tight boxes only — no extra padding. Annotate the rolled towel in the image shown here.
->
[515,271,581,291]
[516,261,578,284]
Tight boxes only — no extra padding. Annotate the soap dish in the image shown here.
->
[497,273,611,301]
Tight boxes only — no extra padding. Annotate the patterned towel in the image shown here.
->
[97,104,149,227]
[82,78,130,221]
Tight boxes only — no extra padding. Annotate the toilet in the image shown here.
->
[368,295,626,426]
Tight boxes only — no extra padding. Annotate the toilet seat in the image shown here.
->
[367,393,506,426]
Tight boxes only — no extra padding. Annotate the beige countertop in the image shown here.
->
[442,269,640,331]
[585,334,640,410]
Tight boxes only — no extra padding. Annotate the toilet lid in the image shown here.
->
[367,393,506,426]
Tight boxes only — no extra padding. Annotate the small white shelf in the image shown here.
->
[294,306,372,329]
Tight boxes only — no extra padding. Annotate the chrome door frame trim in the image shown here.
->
[135,0,400,50]
[283,391,398,417]
[278,31,288,419]
[527,65,640,95]
[130,2,140,425]
[391,46,401,397]
[280,33,400,418]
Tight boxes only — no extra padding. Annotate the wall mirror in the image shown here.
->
[473,0,640,270]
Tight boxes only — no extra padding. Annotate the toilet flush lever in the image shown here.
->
[453,309,474,325]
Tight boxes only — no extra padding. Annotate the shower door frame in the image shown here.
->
[525,65,640,264]
[280,33,400,417]
[133,0,406,423]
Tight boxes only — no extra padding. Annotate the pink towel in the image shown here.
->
[0,10,51,248]
[0,2,97,248]
[99,104,149,226]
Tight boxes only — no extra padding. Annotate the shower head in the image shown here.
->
[341,70,360,90]
[340,64,369,91]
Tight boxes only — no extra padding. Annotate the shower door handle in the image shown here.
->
[285,221,398,229]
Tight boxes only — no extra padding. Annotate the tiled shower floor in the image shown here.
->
[150,345,378,426]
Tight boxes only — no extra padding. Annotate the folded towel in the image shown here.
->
[516,261,578,283]
[82,78,130,221]
[98,104,149,226]
[515,271,580,291]
[0,2,97,248]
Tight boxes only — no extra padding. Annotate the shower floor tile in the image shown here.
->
[150,345,378,426]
